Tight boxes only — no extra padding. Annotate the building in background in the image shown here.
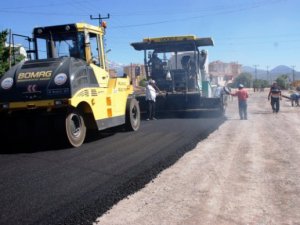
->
[5,43,28,65]
[108,68,118,78]
[209,60,242,85]
[123,64,146,87]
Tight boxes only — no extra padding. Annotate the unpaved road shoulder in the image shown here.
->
[95,91,300,225]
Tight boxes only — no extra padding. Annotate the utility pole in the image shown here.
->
[8,29,12,69]
[266,65,270,84]
[253,65,259,91]
[90,14,110,27]
[253,65,259,80]
[291,65,295,83]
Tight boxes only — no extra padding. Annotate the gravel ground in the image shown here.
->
[94,90,300,225]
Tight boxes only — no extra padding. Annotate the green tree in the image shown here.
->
[276,74,289,89]
[139,78,147,87]
[253,79,269,89]
[232,72,252,88]
[0,30,9,76]
[0,29,25,77]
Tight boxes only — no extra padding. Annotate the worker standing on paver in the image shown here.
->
[268,82,282,113]
[231,84,249,120]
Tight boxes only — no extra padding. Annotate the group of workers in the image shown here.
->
[228,81,300,120]
[145,79,296,121]
[230,81,286,120]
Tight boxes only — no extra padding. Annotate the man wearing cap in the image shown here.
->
[145,79,158,120]
[268,82,282,113]
[231,84,249,120]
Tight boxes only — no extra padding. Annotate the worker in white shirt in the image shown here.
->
[145,79,158,120]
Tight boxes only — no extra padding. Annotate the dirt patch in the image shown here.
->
[95,90,300,225]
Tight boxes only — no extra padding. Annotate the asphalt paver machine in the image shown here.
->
[131,35,226,116]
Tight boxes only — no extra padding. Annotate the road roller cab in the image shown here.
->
[0,22,140,147]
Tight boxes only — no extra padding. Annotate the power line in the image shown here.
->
[109,0,285,28]
[0,9,87,17]
[0,0,286,28]
[110,0,284,17]
[0,0,97,10]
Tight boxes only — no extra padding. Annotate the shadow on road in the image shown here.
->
[0,130,116,154]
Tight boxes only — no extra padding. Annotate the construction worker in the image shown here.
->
[231,84,249,120]
[145,79,158,120]
[268,82,282,113]
[290,92,300,107]
[69,38,80,58]
[148,52,163,79]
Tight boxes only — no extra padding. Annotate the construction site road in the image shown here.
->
[96,91,300,225]
[0,103,224,225]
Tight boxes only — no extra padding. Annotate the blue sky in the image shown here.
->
[1,0,300,71]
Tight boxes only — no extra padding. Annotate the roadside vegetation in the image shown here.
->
[0,30,25,77]
[231,72,292,90]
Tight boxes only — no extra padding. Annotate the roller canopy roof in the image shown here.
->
[131,35,214,52]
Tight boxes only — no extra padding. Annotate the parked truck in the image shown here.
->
[0,22,140,147]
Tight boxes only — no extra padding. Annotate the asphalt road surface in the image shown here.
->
[0,113,224,225]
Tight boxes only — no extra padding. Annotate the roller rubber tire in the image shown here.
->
[125,98,141,131]
[65,110,86,147]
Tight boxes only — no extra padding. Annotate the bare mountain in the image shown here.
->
[108,61,125,76]
[242,65,300,80]
[270,65,294,75]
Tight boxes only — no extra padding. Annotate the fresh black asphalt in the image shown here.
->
[0,115,225,225]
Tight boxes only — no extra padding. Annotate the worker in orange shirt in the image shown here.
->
[231,84,249,120]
